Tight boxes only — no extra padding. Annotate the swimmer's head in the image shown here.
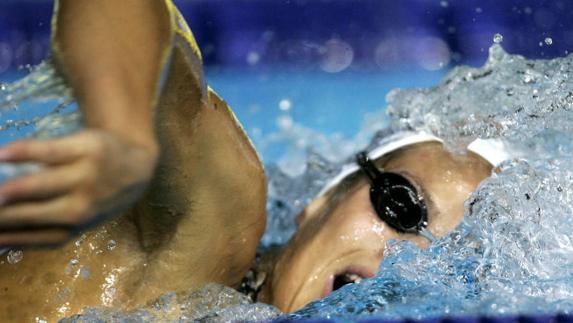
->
[261,141,493,312]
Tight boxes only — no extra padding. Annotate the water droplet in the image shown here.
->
[261,30,274,42]
[279,99,292,111]
[545,37,553,45]
[7,249,23,264]
[440,0,449,8]
[246,51,260,66]
[539,42,544,47]
[493,33,503,44]
[70,258,79,266]
[79,267,91,279]
[524,75,536,84]
[320,39,354,73]
[0,84,6,91]
[107,240,117,251]
[277,115,293,130]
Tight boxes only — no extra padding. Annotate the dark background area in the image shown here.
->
[0,0,572,74]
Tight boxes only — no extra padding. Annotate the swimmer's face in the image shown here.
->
[264,142,492,312]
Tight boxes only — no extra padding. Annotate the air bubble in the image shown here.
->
[493,33,503,44]
[545,37,553,45]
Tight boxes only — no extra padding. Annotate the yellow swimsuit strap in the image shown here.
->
[164,0,202,62]
[163,0,208,100]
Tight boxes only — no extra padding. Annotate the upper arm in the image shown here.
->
[50,0,174,148]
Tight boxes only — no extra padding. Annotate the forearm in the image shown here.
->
[51,0,173,151]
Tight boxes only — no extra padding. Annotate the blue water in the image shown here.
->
[206,68,445,161]
[0,67,446,162]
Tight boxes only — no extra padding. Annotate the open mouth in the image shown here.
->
[333,272,363,291]
[323,267,374,298]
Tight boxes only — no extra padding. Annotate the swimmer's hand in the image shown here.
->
[0,129,157,246]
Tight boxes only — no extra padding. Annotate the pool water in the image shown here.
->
[1,67,446,160]
[208,68,446,174]
[272,45,573,320]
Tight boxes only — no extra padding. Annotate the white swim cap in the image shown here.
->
[316,131,510,197]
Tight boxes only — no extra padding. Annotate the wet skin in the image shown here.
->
[262,142,493,312]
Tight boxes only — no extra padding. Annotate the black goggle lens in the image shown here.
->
[356,152,428,234]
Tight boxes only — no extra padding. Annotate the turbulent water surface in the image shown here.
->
[274,45,573,320]
[2,45,573,321]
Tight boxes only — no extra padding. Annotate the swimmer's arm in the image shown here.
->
[0,0,173,246]
[51,0,172,150]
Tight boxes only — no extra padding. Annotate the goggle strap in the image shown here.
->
[356,152,383,186]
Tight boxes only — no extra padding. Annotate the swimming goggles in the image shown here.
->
[356,152,435,241]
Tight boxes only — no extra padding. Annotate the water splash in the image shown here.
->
[0,62,82,184]
[282,45,573,320]
[61,284,281,322]
[6,249,23,264]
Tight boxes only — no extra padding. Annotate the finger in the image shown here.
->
[0,132,97,164]
[0,195,87,228]
[0,229,70,248]
[0,162,86,203]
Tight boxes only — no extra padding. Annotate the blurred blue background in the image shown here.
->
[1,0,572,161]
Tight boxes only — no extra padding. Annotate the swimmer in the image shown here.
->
[0,1,494,321]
